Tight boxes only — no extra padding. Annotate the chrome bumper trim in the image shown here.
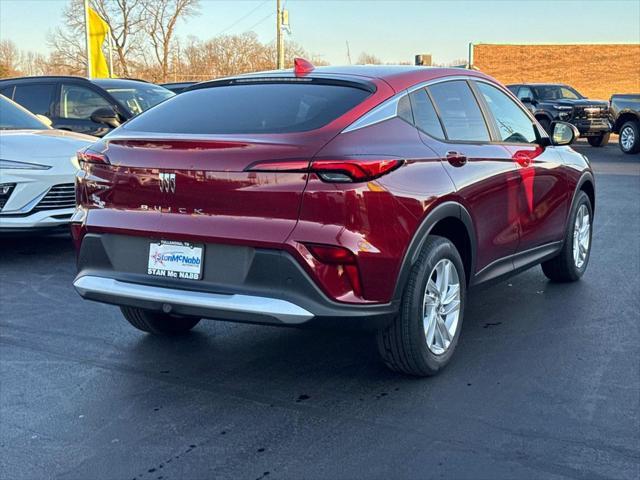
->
[73,275,314,324]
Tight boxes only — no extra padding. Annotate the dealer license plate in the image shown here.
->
[147,240,204,280]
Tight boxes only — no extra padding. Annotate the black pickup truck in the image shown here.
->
[507,83,612,147]
[610,94,640,154]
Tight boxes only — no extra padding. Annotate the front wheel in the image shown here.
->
[619,120,640,154]
[587,132,610,147]
[377,236,466,377]
[541,191,593,282]
[120,306,201,335]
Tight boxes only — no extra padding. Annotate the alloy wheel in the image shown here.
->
[621,125,635,152]
[423,259,461,355]
[572,204,591,269]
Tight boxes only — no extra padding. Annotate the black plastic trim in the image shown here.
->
[391,201,477,301]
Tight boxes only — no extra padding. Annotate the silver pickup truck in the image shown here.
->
[610,94,640,154]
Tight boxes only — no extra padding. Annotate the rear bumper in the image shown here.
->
[74,233,398,330]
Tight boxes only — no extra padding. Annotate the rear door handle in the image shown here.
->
[446,151,468,167]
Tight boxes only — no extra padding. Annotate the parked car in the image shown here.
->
[160,81,198,94]
[0,95,95,232]
[610,94,640,154]
[0,76,174,137]
[72,62,594,377]
[507,83,612,147]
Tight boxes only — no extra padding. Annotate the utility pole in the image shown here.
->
[276,0,284,69]
[346,41,352,65]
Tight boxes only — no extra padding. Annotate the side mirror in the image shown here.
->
[36,114,53,127]
[551,121,579,146]
[520,96,534,104]
[90,107,121,128]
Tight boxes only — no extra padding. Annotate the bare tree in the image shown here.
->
[48,0,147,77]
[143,0,200,82]
[356,52,382,65]
[90,0,148,76]
[0,40,20,76]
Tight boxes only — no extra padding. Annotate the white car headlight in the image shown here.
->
[0,159,51,170]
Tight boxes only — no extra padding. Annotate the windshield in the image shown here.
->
[532,85,583,101]
[0,95,49,130]
[105,85,175,116]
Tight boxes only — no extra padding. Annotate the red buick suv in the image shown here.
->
[72,61,594,376]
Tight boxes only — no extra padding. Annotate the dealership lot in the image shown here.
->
[1,142,638,479]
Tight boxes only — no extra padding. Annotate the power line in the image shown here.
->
[216,0,270,36]
[246,11,275,32]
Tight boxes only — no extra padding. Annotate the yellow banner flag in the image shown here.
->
[87,7,110,78]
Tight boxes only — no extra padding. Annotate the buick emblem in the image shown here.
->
[159,172,176,193]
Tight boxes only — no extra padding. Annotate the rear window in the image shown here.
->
[122,82,371,134]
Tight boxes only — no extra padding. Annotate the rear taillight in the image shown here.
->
[246,158,403,183]
[77,148,110,165]
[305,244,363,297]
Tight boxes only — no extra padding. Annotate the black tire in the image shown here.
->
[619,120,640,154]
[376,236,466,377]
[587,132,610,147]
[541,191,593,282]
[537,118,552,136]
[120,306,200,335]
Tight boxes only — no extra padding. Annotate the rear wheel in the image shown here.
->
[587,132,610,147]
[120,306,200,335]
[619,120,640,154]
[376,236,466,377]
[542,191,593,282]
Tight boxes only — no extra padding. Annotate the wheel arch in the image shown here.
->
[577,172,596,213]
[392,201,476,301]
[613,111,639,132]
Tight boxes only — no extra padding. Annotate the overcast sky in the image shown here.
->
[1,0,639,64]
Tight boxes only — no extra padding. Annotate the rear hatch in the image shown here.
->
[78,77,377,246]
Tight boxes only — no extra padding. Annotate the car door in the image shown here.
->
[472,80,569,258]
[54,83,114,136]
[411,80,521,278]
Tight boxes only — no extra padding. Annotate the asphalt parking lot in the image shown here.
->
[1,140,639,480]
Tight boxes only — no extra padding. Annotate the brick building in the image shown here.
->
[471,43,640,100]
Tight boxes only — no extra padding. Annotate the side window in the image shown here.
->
[560,87,579,100]
[409,88,444,139]
[0,86,15,99]
[517,86,534,101]
[427,80,490,142]
[13,83,55,116]
[60,84,111,120]
[476,82,537,144]
[397,94,413,124]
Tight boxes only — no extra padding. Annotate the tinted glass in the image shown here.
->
[409,88,444,138]
[13,83,55,115]
[0,95,49,130]
[123,83,371,134]
[532,85,582,101]
[517,86,534,100]
[427,81,489,141]
[0,86,14,99]
[60,84,112,120]
[104,85,174,115]
[477,82,537,144]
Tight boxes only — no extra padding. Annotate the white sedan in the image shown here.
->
[0,95,95,232]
